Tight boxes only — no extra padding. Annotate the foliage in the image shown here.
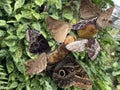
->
[0,0,118,90]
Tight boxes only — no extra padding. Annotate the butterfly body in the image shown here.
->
[52,56,92,89]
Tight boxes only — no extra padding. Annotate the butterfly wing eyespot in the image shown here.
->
[46,16,72,43]
[59,69,66,77]
[52,56,92,89]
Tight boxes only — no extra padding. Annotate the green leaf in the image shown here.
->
[16,24,27,39]
[14,0,25,11]
[6,60,14,73]
[32,22,41,30]
[9,82,18,89]
[0,20,6,26]
[34,0,45,6]
[0,49,8,58]
[55,0,62,10]
[32,11,41,20]
[3,4,12,15]
[0,30,5,37]
[15,14,23,21]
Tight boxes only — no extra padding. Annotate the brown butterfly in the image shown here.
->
[47,43,69,64]
[72,17,98,38]
[85,37,100,60]
[96,7,114,29]
[47,35,76,64]
[80,0,101,19]
[26,28,50,54]
[52,56,92,89]
[24,53,47,75]
[46,16,72,43]
[65,38,100,60]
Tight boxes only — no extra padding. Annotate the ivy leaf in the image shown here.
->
[16,24,27,39]
[55,0,62,10]
[3,4,12,15]
[9,82,18,89]
[34,0,45,6]
[0,30,5,37]
[14,0,25,11]
[0,20,6,26]
[0,49,8,58]
[6,60,14,73]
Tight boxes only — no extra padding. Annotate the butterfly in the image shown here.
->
[85,38,100,60]
[66,38,100,60]
[47,43,69,64]
[80,0,101,19]
[66,39,88,52]
[26,28,50,54]
[52,56,92,89]
[24,53,47,75]
[96,7,114,29]
[46,16,72,43]
[72,7,114,38]
[72,17,98,38]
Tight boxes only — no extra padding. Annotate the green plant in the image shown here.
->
[0,0,118,90]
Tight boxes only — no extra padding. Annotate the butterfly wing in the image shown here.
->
[26,29,50,54]
[72,18,98,38]
[46,16,72,43]
[47,43,69,64]
[66,39,88,52]
[24,53,47,75]
[96,7,114,29]
[85,38,100,60]
[80,0,101,19]
[52,56,92,89]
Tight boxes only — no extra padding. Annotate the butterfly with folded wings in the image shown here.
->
[72,0,114,38]
[26,28,51,54]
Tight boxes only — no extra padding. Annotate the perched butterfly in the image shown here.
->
[65,38,100,60]
[73,5,114,38]
[46,16,72,43]
[96,7,114,29]
[72,17,98,38]
[26,28,50,54]
[80,0,101,19]
[24,53,47,75]
[47,43,69,64]
[66,39,88,52]
[85,38,100,60]
[52,56,92,89]
[47,35,76,64]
